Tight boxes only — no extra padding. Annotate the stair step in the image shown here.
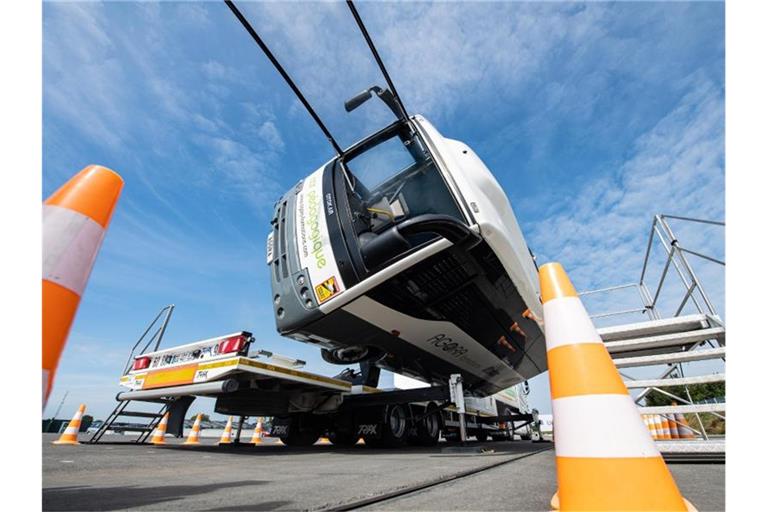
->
[605,327,725,354]
[109,424,155,432]
[597,314,713,342]
[639,403,725,415]
[613,347,725,368]
[119,411,165,419]
[624,373,725,389]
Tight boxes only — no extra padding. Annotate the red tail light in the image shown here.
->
[132,356,151,371]
[218,335,246,354]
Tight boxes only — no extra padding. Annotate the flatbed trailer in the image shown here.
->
[96,330,538,447]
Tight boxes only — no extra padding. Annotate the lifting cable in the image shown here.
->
[223,0,344,155]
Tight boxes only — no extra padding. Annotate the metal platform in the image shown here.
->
[613,347,725,368]
[624,373,725,389]
[656,440,726,463]
[599,314,724,358]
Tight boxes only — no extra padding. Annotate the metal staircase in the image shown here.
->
[581,214,725,456]
[88,305,183,444]
[88,399,169,444]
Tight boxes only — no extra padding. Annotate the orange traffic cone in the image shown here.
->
[539,263,693,511]
[651,415,661,440]
[669,415,680,439]
[660,414,672,440]
[52,404,86,445]
[184,414,202,445]
[150,412,170,445]
[676,413,696,439]
[218,416,234,445]
[43,166,123,407]
[251,417,264,444]
[643,415,656,440]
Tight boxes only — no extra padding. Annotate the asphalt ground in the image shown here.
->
[42,434,724,511]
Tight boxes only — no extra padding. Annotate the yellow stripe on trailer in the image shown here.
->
[143,363,198,389]
[123,355,364,393]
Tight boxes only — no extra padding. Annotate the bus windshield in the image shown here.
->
[343,128,464,234]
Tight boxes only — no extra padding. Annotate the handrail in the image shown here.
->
[122,305,175,374]
[582,214,724,321]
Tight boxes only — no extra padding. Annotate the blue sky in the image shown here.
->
[43,1,724,420]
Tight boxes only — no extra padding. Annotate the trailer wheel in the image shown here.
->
[280,429,320,447]
[278,415,321,447]
[414,403,440,446]
[475,431,489,443]
[382,404,408,448]
[363,404,408,448]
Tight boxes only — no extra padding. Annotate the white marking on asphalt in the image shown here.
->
[60,460,74,463]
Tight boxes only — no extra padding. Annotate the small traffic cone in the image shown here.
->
[669,415,680,439]
[184,414,202,445]
[218,416,233,445]
[643,415,656,440]
[251,417,264,444]
[660,414,672,440]
[150,412,170,445]
[52,404,86,445]
[539,263,693,511]
[676,413,696,439]
[650,415,661,440]
[653,415,664,441]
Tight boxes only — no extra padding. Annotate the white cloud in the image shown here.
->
[526,76,723,301]
[44,2,287,218]
[256,120,285,151]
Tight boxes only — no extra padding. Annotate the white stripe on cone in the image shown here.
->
[542,297,602,350]
[43,205,106,296]
[553,394,659,458]
[59,408,84,435]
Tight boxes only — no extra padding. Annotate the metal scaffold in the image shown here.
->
[580,214,725,455]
